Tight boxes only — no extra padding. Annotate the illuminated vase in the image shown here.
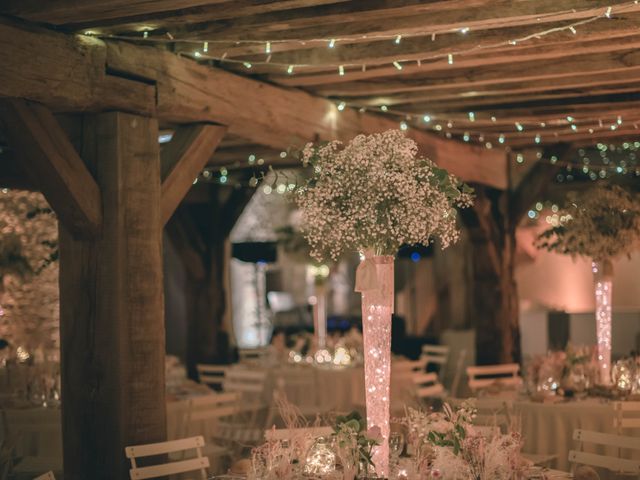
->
[592,259,613,386]
[313,280,328,350]
[355,253,394,477]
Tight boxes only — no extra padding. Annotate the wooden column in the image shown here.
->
[59,112,165,479]
[166,184,254,378]
[462,151,565,365]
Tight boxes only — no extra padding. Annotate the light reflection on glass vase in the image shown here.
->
[592,259,613,386]
[356,253,394,477]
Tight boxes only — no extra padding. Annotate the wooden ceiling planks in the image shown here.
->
[3,0,640,157]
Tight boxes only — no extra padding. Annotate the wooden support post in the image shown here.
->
[462,148,565,364]
[59,112,165,479]
[166,184,254,378]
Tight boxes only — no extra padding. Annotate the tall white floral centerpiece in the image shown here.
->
[293,130,473,476]
[537,185,640,385]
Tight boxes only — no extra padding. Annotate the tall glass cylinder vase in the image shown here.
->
[355,253,394,477]
[313,281,327,350]
[592,259,613,385]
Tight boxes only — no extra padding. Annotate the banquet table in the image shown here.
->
[235,362,416,414]
[516,397,640,472]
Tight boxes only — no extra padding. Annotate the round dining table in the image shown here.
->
[515,397,640,472]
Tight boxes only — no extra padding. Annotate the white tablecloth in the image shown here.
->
[515,398,640,472]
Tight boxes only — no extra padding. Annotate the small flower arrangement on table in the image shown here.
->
[526,345,597,397]
[399,401,527,480]
[332,411,381,479]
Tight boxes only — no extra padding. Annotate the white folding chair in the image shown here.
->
[420,344,450,371]
[125,436,210,480]
[568,429,640,476]
[392,358,428,379]
[466,363,522,392]
[412,372,445,400]
[613,401,640,432]
[196,364,228,390]
[238,347,270,364]
[33,472,56,480]
[185,392,243,462]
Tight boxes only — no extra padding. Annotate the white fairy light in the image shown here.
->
[400,121,408,131]
[339,65,345,75]
[194,51,202,58]
[423,114,431,123]
[435,124,443,131]
[463,132,470,141]
[499,134,505,144]
[468,111,475,122]
[203,41,208,52]
[287,65,294,74]
[380,105,388,112]
[535,134,541,144]
[569,26,577,34]
[393,61,403,70]
[448,53,454,64]
[460,27,470,34]
[515,122,524,131]
[265,41,271,53]
[337,101,346,111]
[328,38,336,48]
[394,34,402,44]
[605,6,612,18]
[243,62,252,69]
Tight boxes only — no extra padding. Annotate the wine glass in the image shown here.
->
[389,431,405,469]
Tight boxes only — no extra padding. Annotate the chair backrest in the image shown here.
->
[33,472,56,480]
[264,426,333,442]
[392,358,428,376]
[196,364,228,389]
[568,429,640,474]
[613,401,640,431]
[224,368,267,397]
[187,392,241,423]
[421,344,450,367]
[412,372,444,399]
[466,363,522,391]
[125,436,210,480]
[238,347,270,363]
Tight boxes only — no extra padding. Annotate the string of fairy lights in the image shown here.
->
[86,2,640,187]
[90,2,640,150]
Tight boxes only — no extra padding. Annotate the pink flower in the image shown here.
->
[366,426,382,442]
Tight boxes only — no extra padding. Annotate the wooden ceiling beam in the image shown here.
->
[229,29,640,76]
[54,0,352,30]
[1,0,232,24]
[161,123,227,226]
[348,78,640,107]
[158,0,640,42]
[220,14,640,64]
[0,20,506,188]
[0,99,102,238]
[314,66,640,97]
[272,46,640,87]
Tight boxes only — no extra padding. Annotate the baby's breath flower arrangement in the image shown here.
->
[292,130,473,262]
[536,184,640,386]
[536,184,640,262]
[0,190,59,355]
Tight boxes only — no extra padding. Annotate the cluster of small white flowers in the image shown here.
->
[293,130,473,261]
[0,190,59,353]
[536,184,640,262]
